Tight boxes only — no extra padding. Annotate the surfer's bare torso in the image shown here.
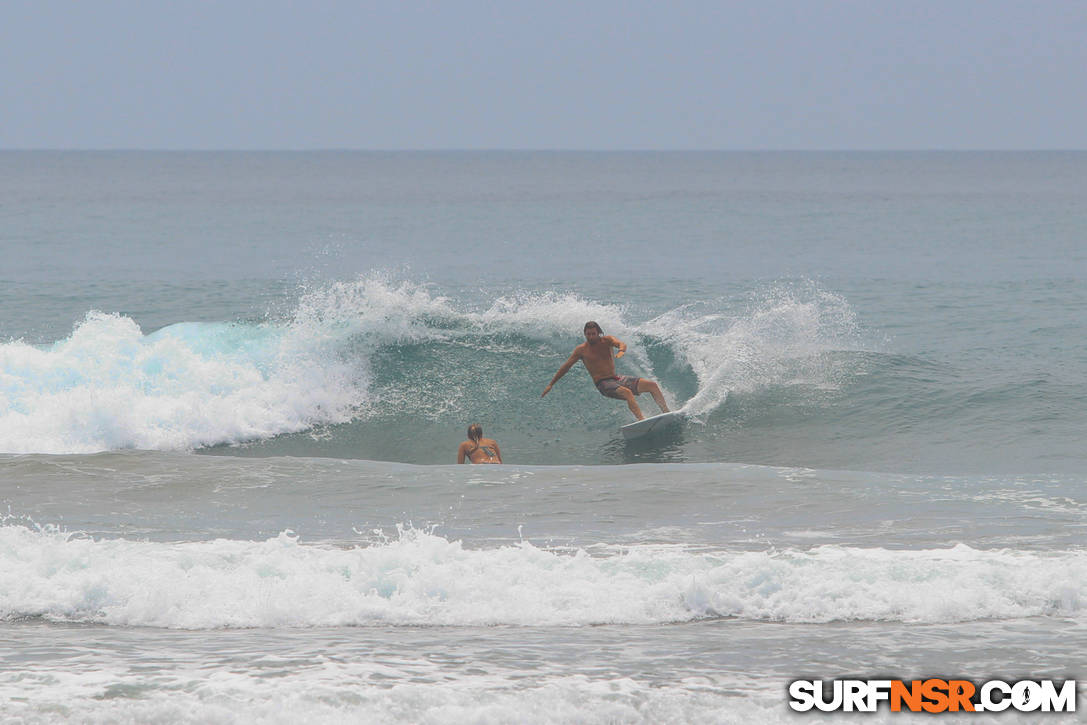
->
[576,333,623,383]
[540,326,626,396]
[541,323,667,420]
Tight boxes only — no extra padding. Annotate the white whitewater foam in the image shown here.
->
[0,311,367,454]
[0,665,785,725]
[0,276,474,454]
[2,525,1082,629]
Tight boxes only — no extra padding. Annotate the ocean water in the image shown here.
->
[2,151,1086,723]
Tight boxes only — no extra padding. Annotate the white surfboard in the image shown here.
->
[620,410,684,440]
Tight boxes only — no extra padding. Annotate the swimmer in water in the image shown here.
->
[457,423,502,464]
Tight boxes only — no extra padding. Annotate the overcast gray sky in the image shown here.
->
[2,0,1085,150]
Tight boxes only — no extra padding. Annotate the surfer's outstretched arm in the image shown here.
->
[542,350,581,397]
[607,335,627,358]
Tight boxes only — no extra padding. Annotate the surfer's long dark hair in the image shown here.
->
[467,423,483,442]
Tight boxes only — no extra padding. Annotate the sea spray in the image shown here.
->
[642,280,865,416]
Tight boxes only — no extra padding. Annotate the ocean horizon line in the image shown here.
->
[3,147,1085,154]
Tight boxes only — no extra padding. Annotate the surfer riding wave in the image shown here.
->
[541,321,669,421]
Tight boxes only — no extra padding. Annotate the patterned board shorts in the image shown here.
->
[594,375,642,399]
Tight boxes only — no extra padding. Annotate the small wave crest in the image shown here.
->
[2,524,1081,629]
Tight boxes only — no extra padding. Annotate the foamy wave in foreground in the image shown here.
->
[2,526,1082,629]
[0,667,783,725]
